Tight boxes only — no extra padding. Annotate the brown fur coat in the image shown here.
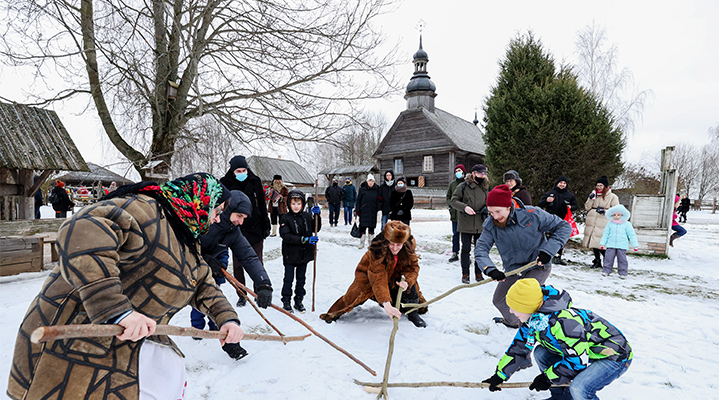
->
[8,194,239,400]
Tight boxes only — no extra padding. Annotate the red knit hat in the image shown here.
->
[454,164,466,173]
[487,184,513,207]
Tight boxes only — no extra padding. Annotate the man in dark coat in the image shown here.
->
[446,164,466,262]
[342,177,357,225]
[198,190,273,359]
[356,174,380,248]
[220,155,272,306]
[33,175,43,219]
[503,170,532,206]
[537,175,578,265]
[378,170,395,230]
[325,178,344,226]
[50,180,74,218]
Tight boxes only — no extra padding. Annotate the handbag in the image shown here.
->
[350,222,361,238]
[564,206,579,237]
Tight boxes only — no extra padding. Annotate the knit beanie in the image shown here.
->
[596,176,609,187]
[471,164,487,174]
[455,164,466,173]
[56,180,65,188]
[506,279,543,314]
[367,173,375,182]
[486,184,513,208]
[229,155,248,170]
[555,175,569,185]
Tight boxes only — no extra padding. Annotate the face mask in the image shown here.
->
[455,171,463,179]
[397,183,405,188]
[235,172,248,182]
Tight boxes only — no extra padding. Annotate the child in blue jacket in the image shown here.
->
[600,204,639,279]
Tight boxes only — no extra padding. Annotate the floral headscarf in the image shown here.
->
[156,173,228,238]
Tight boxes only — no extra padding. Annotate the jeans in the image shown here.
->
[672,224,687,237]
[451,221,460,253]
[328,203,341,225]
[534,346,631,400]
[381,214,389,230]
[191,251,229,330]
[282,263,308,300]
[343,205,354,224]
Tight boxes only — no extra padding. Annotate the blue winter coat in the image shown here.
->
[342,183,357,207]
[600,204,639,250]
[476,201,571,275]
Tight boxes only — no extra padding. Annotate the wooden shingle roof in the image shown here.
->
[0,101,88,171]
[54,163,135,186]
[248,156,315,185]
[318,165,379,175]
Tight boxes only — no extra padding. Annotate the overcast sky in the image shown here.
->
[2,0,717,170]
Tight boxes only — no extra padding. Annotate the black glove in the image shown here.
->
[202,255,225,278]
[479,205,489,219]
[482,373,504,392]
[487,269,506,281]
[255,285,273,309]
[529,373,552,391]
[596,206,605,214]
[537,251,552,265]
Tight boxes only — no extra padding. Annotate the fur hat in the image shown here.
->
[383,221,411,244]
[596,176,609,187]
[471,164,487,174]
[506,279,543,314]
[503,170,520,182]
[367,173,375,182]
[487,184,513,208]
[229,155,248,170]
[273,174,282,181]
[455,164,466,173]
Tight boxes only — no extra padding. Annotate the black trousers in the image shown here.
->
[460,232,482,276]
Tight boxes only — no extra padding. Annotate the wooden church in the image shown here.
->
[373,37,485,189]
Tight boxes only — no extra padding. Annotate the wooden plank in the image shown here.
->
[0,219,64,236]
[0,261,41,276]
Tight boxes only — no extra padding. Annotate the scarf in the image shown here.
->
[525,313,551,346]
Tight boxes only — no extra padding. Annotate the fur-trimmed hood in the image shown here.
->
[605,204,630,222]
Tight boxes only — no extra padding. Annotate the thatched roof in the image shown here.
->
[248,156,315,185]
[54,163,135,186]
[0,101,88,171]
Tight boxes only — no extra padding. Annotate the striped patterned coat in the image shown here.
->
[8,194,239,400]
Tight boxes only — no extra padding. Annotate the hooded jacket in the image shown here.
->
[599,204,639,250]
[356,181,380,229]
[200,190,272,289]
[389,184,414,221]
[279,190,322,265]
[583,188,620,248]
[537,179,578,219]
[476,201,571,275]
[495,285,632,385]
[342,181,357,207]
[220,168,271,244]
[379,170,395,215]
[450,175,490,234]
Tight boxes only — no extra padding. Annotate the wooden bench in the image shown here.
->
[0,236,44,276]
[42,236,59,263]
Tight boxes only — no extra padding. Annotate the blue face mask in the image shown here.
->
[455,171,463,179]
[235,172,248,182]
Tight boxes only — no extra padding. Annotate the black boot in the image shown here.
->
[222,343,248,360]
[448,252,459,262]
[553,256,567,265]
[236,295,246,307]
[282,298,293,313]
[294,296,306,313]
[406,311,427,328]
[669,233,680,247]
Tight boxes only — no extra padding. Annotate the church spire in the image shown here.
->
[405,34,437,111]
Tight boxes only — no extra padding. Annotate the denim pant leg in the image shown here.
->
[615,249,628,276]
[451,221,460,253]
[569,358,631,400]
[381,214,389,230]
[602,248,617,274]
[282,264,296,301]
[672,224,687,237]
[344,206,353,224]
[533,347,572,399]
[294,263,308,298]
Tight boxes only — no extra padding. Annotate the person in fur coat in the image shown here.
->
[319,221,428,328]
[7,173,243,400]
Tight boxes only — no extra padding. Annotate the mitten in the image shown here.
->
[482,373,504,392]
[311,205,321,215]
[487,269,506,281]
[309,236,319,245]
[255,285,273,309]
[537,251,552,265]
[589,191,596,199]
[529,373,551,391]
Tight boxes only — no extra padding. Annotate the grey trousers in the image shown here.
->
[603,248,628,276]
[492,264,552,327]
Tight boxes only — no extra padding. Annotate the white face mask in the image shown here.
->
[397,183,405,188]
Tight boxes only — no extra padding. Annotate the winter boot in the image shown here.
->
[222,343,249,360]
[357,235,364,249]
[448,252,459,262]
[591,258,602,269]
[553,256,567,265]
[461,274,470,284]
[406,311,427,328]
[669,233,680,247]
[282,298,293,313]
[294,296,306,313]
[236,295,247,308]
[271,224,278,237]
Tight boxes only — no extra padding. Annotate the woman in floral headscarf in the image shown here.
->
[8,173,243,400]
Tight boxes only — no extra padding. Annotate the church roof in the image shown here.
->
[247,156,315,185]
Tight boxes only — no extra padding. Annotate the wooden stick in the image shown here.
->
[239,289,286,339]
[354,379,569,390]
[313,178,319,312]
[222,269,377,376]
[402,261,538,313]
[377,276,406,400]
[31,324,310,344]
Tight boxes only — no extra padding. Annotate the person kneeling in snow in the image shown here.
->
[482,279,632,399]
[320,221,428,328]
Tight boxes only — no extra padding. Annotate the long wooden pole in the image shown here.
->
[401,261,538,314]
[354,379,569,391]
[312,178,319,312]
[30,324,310,344]
[221,269,377,376]
[377,276,405,400]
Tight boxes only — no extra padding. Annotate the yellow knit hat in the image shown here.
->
[506,279,543,314]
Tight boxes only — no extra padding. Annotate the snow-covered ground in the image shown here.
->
[2,208,718,399]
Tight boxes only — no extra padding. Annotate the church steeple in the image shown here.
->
[405,35,437,111]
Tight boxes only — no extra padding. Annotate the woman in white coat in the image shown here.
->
[583,176,619,268]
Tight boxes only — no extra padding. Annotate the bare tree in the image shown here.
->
[313,110,387,169]
[670,143,702,196]
[613,162,660,194]
[574,22,652,137]
[1,0,401,179]
[697,126,719,200]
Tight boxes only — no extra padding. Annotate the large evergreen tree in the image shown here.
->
[483,32,624,203]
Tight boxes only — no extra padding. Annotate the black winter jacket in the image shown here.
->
[325,185,344,205]
[220,169,271,244]
[389,189,414,221]
[50,186,74,212]
[538,186,578,219]
[279,205,322,265]
[356,182,380,229]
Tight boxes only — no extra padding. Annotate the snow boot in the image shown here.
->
[282,298,294,313]
[669,233,680,247]
[461,274,470,284]
[406,311,427,328]
[222,343,249,360]
[553,256,567,265]
[493,317,519,329]
[236,295,247,308]
[448,252,459,262]
[294,296,306,313]
[271,224,278,237]
[591,258,602,269]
